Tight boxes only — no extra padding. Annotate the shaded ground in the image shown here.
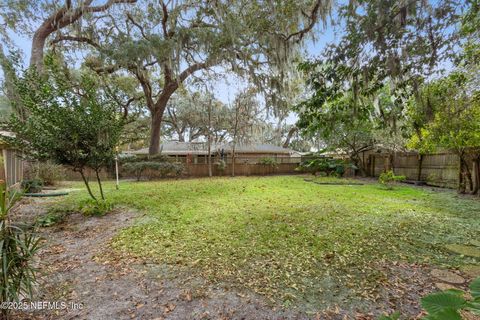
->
[9,176,480,319]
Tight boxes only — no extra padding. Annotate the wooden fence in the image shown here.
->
[54,151,480,192]
[1,148,24,188]
[64,156,305,180]
[184,163,299,177]
[366,152,471,189]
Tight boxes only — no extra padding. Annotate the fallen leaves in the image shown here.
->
[163,302,176,314]
[56,176,480,316]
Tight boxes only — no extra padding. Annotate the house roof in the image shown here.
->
[125,141,297,156]
[127,142,211,156]
[223,143,295,154]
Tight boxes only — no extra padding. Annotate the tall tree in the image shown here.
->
[0,0,137,71]
[55,0,330,154]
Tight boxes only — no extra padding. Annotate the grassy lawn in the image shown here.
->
[58,175,480,310]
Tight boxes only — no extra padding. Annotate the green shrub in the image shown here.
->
[36,212,65,227]
[157,162,184,178]
[378,170,406,189]
[123,161,184,181]
[79,199,114,216]
[0,181,41,319]
[21,178,44,193]
[36,206,75,227]
[121,154,169,163]
[259,157,278,168]
[216,159,227,171]
[146,154,170,162]
[296,156,353,177]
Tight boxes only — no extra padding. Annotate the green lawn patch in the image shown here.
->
[59,176,480,309]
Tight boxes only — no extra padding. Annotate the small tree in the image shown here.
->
[6,57,124,201]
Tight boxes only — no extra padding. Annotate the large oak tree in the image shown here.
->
[48,0,330,154]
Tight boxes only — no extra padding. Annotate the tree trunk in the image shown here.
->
[458,157,466,194]
[148,86,176,155]
[30,30,49,71]
[471,158,479,195]
[462,158,474,193]
[389,153,395,173]
[351,152,366,177]
[282,127,298,148]
[370,155,375,177]
[95,168,105,200]
[417,154,424,181]
[79,170,97,201]
[149,111,163,155]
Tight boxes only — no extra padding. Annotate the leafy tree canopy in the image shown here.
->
[4,56,125,201]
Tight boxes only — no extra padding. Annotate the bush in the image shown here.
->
[123,161,184,181]
[36,211,66,227]
[378,170,406,189]
[27,162,65,186]
[216,159,227,171]
[0,181,41,318]
[259,157,278,168]
[21,178,44,193]
[121,154,169,164]
[79,199,114,216]
[296,156,352,177]
[146,154,170,162]
[36,206,76,227]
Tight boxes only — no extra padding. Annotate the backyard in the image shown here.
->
[15,175,480,319]
[2,0,480,319]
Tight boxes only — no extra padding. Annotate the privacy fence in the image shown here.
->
[62,151,478,192]
[365,151,477,190]
[64,156,305,180]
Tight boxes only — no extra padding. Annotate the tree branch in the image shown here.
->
[126,12,149,40]
[178,61,211,83]
[50,35,100,48]
[85,0,137,13]
[285,0,322,42]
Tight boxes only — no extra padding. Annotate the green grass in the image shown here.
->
[307,175,365,184]
[58,176,480,309]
